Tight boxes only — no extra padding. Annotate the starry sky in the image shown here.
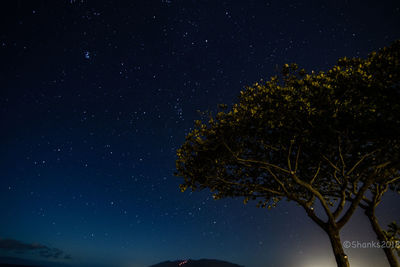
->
[0,1,399,267]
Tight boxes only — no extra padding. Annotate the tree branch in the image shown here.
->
[295,145,301,173]
[333,169,342,185]
[387,176,400,184]
[291,173,336,223]
[214,175,284,197]
[310,162,321,184]
[337,173,375,228]
[294,196,327,229]
[346,150,377,175]
[222,141,291,174]
[338,138,346,178]
[333,182,347,219]
[222,140,329,228]
[288,140,293,171]
[322,154,341,173]
[263,166,290,196]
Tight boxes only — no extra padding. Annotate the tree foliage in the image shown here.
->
[176,40,399,208]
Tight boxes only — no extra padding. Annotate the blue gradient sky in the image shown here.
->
[1,1,399,267]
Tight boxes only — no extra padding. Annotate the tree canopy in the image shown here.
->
[175,40,400,267]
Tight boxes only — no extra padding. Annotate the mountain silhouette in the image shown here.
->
[149,259,244,267]
[0,256,70,267]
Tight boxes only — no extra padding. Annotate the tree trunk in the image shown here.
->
[326,227,350,267]
[365,208,400,267]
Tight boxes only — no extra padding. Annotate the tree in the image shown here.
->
[325,44,400,267]
[175,40,400,267]
[358,181,400,267]
[384,222,400,258]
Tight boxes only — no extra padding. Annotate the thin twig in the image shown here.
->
[310,162,321,184]
[295,145,301,173]
[346,150,378,175]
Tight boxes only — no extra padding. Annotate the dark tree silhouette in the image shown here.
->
[326,44,400,267]
[358,182,400,267]
[384,222,400,258]
[175,41,400,267]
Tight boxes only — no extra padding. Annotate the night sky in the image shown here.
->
[1,1,400,267]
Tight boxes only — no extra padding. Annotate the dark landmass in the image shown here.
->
[0,257,69,267]
[0,257,244,267]
[0,264,39,267]
[0,257,41,267]
[149,259,244,267]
